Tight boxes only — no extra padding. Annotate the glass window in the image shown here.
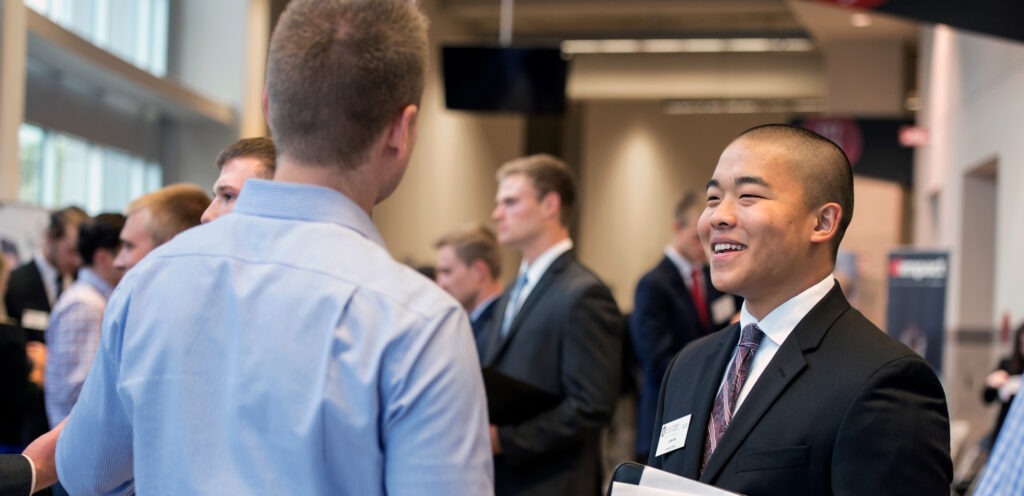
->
[18,123,163,214]
[25,0,168,77]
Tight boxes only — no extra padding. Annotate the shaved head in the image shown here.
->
[735,124,854,257]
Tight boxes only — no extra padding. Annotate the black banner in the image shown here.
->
[886,250,948,373]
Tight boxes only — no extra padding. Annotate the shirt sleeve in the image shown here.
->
[380,305,494,495]
[55,290,135,495]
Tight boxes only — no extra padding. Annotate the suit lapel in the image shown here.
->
[679,324,740,478]
[484,251,574,366]
[700,283,850,482]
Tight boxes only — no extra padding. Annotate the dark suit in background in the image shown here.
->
[484,251,623,496]
[3,262,52,449]
[630,257,736,457]
[471,298,499,362]
[649,284,952,495]
[4,260,51,326]
[0,454,33,495]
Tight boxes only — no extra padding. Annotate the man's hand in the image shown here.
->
[23,418,65,491]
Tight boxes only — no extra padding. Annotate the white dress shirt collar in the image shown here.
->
[516,238,573,303]
[663,245,696,290]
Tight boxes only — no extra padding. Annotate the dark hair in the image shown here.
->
[435,224,502,279]
[265,0,428,169]
[77,213,126,265]
[1010,323,1024,374]
[46,206,89,242]
[737,124,854,259]
[216,137,276,178]
[496,154,577,227]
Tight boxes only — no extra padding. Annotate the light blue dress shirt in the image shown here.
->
[56,180,493,495]
[975,393,1024,495]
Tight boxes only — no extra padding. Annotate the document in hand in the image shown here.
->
[606,462,744,496]
[482,368,561,425]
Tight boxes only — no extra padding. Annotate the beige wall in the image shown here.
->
[575,102,787,310]
[373,0,525,271]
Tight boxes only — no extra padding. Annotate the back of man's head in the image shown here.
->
[216,137,276,179]
[125,184,211,246]
[496,154,576,228]
[435,224,502,280]
[265,0,429,170]
[77,213,126,267]
[736,124,854,258]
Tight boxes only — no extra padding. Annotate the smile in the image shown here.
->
[712,243,746,254]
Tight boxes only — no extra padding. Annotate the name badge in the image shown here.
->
[22,309,50,331]
[655,414,690,457]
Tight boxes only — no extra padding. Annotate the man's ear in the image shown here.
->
[386,104,419,160]
[469,258,489,281]
[540,191,562,220]
[810,202,842,245]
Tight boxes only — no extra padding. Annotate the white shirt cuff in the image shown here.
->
[22,453,37,495]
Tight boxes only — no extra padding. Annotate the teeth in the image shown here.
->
[713,243,745,254]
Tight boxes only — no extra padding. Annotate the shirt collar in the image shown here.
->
[739,275,835,348]
[76,267,115,299]
[663,245,695,277]
[519,238,573,285]
[234,179,386,249]
[34,249,59,284]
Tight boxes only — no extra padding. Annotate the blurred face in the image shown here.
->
[47,225,83,276]
[492,174,545,250]
[202,157,266,223]
[114,208,158,271]
[698,138,818,307]
[672,213,706,265]
[435,245,477,310]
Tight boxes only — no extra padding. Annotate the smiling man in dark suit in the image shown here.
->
[648,124,952,494]
[486,154,623,496]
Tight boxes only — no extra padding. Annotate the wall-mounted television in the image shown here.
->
[441,45,568,114]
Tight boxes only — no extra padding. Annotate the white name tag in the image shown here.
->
[655,414,690,457]
[21,309,50,331]
[711,295,737,325]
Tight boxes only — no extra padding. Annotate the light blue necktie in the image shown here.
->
[500,272,528,338]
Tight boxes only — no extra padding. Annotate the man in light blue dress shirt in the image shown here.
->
[54,1,493,494]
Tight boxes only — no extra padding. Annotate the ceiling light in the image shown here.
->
[560,37,815,55]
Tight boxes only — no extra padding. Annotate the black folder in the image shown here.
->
[482,368,560,425]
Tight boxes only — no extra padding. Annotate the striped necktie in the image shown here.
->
[702,323,764,473]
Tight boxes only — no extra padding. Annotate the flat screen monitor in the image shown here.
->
[441,45,568,114]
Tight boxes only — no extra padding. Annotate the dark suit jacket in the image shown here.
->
[0,324,27,447]
[471,297,499,363]
[629,256,736,456]
[483,250,623,496]
[648,283,952,495]
[0,454,32,495]
[4,260,50,326]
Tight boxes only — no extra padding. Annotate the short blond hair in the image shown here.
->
[126,184,210,246]
[435,224,502,279]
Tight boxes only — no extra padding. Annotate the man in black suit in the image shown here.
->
[4,207,88,328]
[648,124,951,494]
[630,192,737,460]
[434,224,504,361]
[486,154,623,496]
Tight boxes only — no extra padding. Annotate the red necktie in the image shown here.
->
[691,267,711,330]
[702,323,764,473]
